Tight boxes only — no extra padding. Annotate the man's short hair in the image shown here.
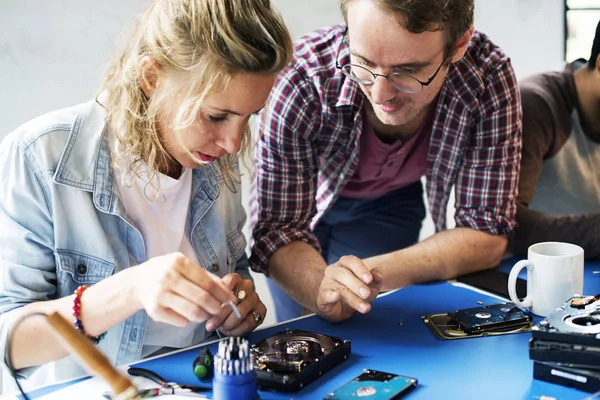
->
[340,0,474,55]
[589,20,600,70]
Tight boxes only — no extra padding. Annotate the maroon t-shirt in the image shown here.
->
[340,107,433,198]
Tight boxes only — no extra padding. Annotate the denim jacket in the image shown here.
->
[0,99,250,382]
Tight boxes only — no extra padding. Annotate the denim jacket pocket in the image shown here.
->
[226,230,246,269]
[56,250,115,295]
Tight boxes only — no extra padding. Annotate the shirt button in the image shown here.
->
[211,264,219,273]
[76,264,87,274]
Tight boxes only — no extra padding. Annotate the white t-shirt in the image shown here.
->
[114,161,209,358]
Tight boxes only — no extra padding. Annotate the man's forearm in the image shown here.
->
[365,227,507,292]
[267,241,327,312]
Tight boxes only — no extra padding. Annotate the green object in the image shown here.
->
[194,364,208,378]
[193,348,213,378]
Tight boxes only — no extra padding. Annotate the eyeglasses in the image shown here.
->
[335,29,450,94]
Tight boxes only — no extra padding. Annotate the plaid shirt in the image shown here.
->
[249,24,522,274]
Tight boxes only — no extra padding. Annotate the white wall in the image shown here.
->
[0,0,565,139]
[271,0,566,79]
[0,1,148,135]
[474,0,565,78]
[0,0,565,378]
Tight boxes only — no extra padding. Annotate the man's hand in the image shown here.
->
[315,255,384,323]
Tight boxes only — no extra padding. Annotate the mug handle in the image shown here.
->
[508,260,533,308]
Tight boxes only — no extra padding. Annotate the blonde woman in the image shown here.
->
[0,0,292,386]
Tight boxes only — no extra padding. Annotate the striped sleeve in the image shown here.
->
[249,64,323,274]
[454,57,522,236]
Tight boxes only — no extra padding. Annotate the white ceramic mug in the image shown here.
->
[508,242,584,317]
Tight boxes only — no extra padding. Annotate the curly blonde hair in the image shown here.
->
[99,0,292,193]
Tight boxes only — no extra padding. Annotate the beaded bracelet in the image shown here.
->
[73,285,106,345]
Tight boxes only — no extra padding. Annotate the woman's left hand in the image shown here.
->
[204,273,266,336]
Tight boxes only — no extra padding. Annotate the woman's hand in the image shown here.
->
[132,253,236,327]
[205,273,267,337]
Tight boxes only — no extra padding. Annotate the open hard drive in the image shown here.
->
[530,294,600,366]
[422,302,533,340]
[250,329,351,392]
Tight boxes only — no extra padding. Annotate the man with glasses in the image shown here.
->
[250,0,522,323]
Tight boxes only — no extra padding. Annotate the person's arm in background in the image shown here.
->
[249,64,381,322]
[512,207,600,259]
[509,78,600,259]
[366,53,522,291]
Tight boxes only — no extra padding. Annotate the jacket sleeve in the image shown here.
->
[0,136,58,379]
[233,254,252,281]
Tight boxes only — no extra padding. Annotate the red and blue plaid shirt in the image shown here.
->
[249,25,522,274]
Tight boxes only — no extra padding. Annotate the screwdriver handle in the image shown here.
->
[45,312,140,399]
[193,347,214,379]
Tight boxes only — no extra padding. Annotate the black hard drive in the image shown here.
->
[250,329,351,392]
[534,361,600,393]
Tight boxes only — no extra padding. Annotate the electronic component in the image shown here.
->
[422,302,533,339]
[533,361,600,393]
[530,294,600,368]
[250,329,351,392]
[323,369,417,400]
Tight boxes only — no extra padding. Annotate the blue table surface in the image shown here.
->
[26,259,600,400]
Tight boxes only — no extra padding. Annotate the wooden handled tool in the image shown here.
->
[45,312,141,400]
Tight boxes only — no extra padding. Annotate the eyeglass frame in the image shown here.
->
[334,28,452,94]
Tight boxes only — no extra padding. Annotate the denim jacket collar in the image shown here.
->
[52,99,222,216]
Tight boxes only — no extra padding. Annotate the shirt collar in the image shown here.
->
[325,24,365,109]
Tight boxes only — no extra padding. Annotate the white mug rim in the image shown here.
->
[528,241,583,258]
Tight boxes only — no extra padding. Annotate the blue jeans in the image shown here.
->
[268,181,426,322]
